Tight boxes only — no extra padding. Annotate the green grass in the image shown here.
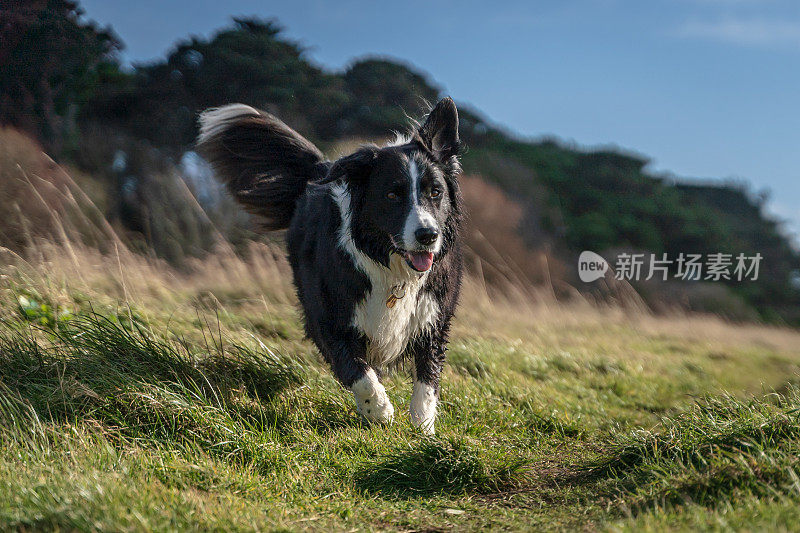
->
[2,249,800,531]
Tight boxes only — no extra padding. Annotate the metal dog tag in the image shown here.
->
[386,284,407,308]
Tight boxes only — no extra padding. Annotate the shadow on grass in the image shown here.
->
[561,392,800,516]
[404,393,800,516]
[354,437,530,497]
[0,312,343,458]
[1,312,303,401]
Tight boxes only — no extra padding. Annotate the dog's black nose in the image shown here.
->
[415,227,439,246]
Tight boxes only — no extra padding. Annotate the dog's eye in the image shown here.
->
[386,191,399,201]
[430,188,442,199]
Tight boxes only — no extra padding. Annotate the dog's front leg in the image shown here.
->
[409,329,447,435]
[350,368,394,424]
[325,329,394,424]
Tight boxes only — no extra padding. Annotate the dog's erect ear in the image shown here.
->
[418,97,460,161]
[323,146,378,184]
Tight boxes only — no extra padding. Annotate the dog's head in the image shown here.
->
[330,97,462,272]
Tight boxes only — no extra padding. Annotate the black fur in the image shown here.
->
[197,98,464,425]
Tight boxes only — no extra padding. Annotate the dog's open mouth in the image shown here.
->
[404,251,434,272]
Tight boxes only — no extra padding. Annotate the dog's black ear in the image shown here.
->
[323,146,378,184]
[418,97,460,161]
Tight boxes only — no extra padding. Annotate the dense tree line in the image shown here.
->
[0,0,122,152]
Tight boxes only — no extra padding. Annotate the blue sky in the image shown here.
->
[80,0,800,242]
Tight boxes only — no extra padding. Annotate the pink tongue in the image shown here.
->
[408,252,434,272]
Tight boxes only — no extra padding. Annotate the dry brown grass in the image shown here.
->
[3,128,799,361]
[460,174,569,292]
[0,127,72,251]
[11,230,800,372]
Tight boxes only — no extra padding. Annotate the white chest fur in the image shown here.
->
[331,183,440,367]
[353,255,439,366]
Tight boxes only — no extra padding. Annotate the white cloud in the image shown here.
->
[677,17,800,47]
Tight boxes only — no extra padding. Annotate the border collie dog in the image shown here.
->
[197,98,463,434]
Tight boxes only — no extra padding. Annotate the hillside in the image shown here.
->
[3,6,797,323]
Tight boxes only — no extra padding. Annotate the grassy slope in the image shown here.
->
[2,243,800,532]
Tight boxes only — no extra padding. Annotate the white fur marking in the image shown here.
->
[386,131,412,147]
[330,182,440,368]
[402,160,441,253]
[410,380,437,435]
[198,104,260,143]
[350,368,394,423]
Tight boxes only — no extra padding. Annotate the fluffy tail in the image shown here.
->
[197,104,327,230]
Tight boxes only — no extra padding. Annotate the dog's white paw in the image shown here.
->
[351,369,395,424]
[410,380,437,435]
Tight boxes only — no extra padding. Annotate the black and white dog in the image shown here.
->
[197,98,463,434]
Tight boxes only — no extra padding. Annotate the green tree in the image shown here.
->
[88,18,348,150]
[0,0,122,152]
[342,58,440,136]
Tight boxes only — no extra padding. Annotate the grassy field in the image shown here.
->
[2,241,800,532]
